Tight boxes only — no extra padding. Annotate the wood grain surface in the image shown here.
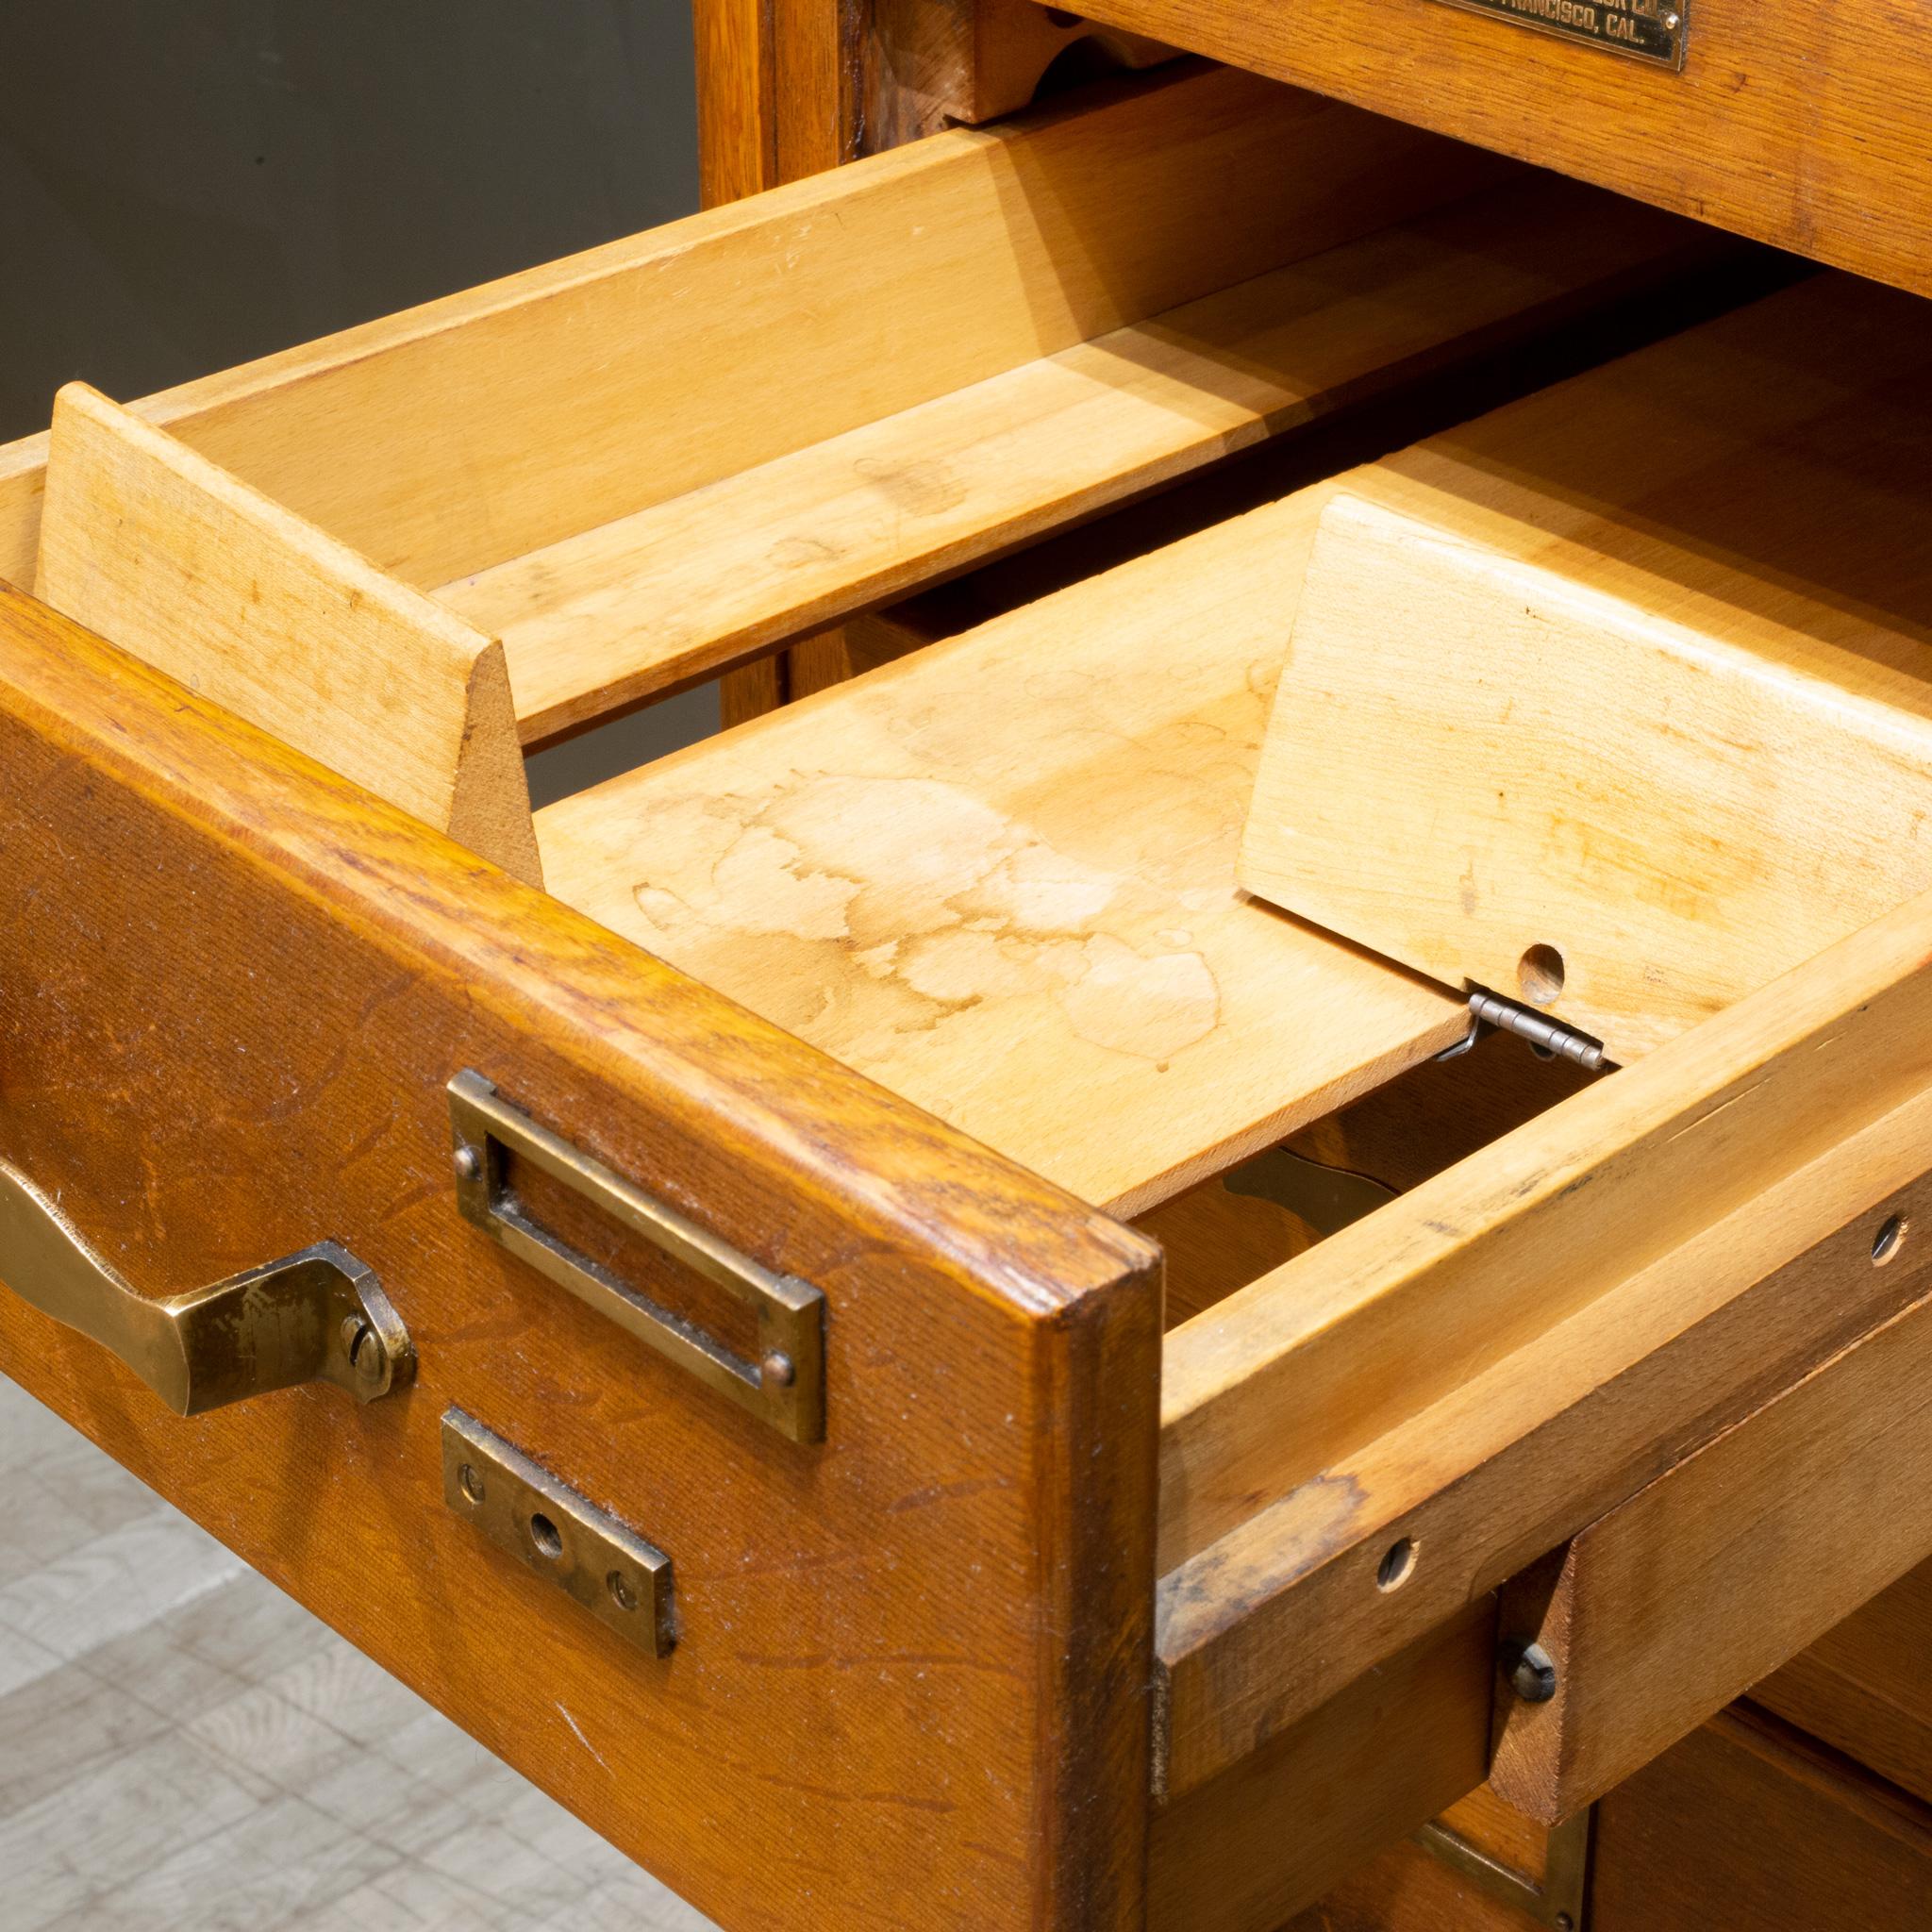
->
[36,384,541,886]
[0,583,1161,1932]
[1065,0,1932,299]
[1757,1558,1932,1810]
[1281,1832,1540,1932]
[1593,1707,1932,1930]
[1156,881,1932,1794]
[1162,857,1932,1574]
[1148,1604,1495,1932]
[691,0,856,732]
[536,494,1468,1218]
[0,65,1479,599]
[441,175,1711,741]
[1241,276,1932,1063]
[1491,1285,1932,1820]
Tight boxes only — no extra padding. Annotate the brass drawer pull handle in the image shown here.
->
[447,1071,825,1443]
[0,1160,412,1413]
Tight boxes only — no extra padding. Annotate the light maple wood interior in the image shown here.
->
[1166,272,1932,1563]
[1241,274,1932,1065]
[1152,273,1932,1812]
[12,61,1396,590]
[7,60,1728,750]
[36,386,542,887]
[438,174,1701,741]
[1158,901,1932,1800]
[535,494,1468,1219]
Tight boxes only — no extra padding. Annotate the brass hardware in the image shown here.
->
[0,1160,411,1414]
[1428,0,1688,70]
[447,1072,825,1443]
[441,1407,675,1657]
[1223,1146,1397,1237]
[1415,1805,1593,1930]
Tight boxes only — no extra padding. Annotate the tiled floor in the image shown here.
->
[0,1375,718,1932]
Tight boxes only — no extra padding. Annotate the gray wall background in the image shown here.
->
[0,1,700,434]
[0,2,710,791]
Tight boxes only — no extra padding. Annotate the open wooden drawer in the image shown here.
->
[3,58,1930,1932]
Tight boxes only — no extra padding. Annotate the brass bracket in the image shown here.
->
[442,1407,675,1657]
[1414,1804,1593,1931]
[0,1159,411,1414]
[448,1071,825,1443]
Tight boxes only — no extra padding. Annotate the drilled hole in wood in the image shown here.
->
[1376,1538,1418,1592]
[528,1512,564,1559]
[1518,944,1566,1006]
[1873,1214,1908,1266]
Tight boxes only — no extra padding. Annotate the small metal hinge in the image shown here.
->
[1438,988,1609,1072]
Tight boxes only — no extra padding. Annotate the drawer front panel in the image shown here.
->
[1068,0,1932,299]
[1592,1707,1932,1928]
[0,586,1161,1932]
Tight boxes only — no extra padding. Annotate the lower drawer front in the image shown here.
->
[1287,1839,1548,1932]
[1284,1705,1932,1932]
[1756,1558,1932,1808]
[1593,1708,1932,1930]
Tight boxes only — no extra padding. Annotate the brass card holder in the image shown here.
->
[0,1159,411,1413]
[447,1071,825,1443]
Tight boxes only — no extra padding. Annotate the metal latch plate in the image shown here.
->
[442,1407,675,1658]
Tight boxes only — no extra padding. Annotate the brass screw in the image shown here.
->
[343,1317,384,1383]
[452,1143,482,1182]
[759,1351,796,1390]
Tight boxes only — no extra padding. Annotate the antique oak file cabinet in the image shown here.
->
[6,1,1932,1926]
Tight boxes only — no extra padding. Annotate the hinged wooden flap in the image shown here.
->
[1237,276,1932,1064]
[1241,489,1932,1063]
[535,494,1468,1218]
[36,382,541,885]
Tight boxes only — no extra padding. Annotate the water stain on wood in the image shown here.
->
[629,772,1223,1065]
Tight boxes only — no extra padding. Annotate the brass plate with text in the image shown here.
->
[1430,0,1688,68]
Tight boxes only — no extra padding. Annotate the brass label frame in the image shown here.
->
[448,1070,826,1443]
